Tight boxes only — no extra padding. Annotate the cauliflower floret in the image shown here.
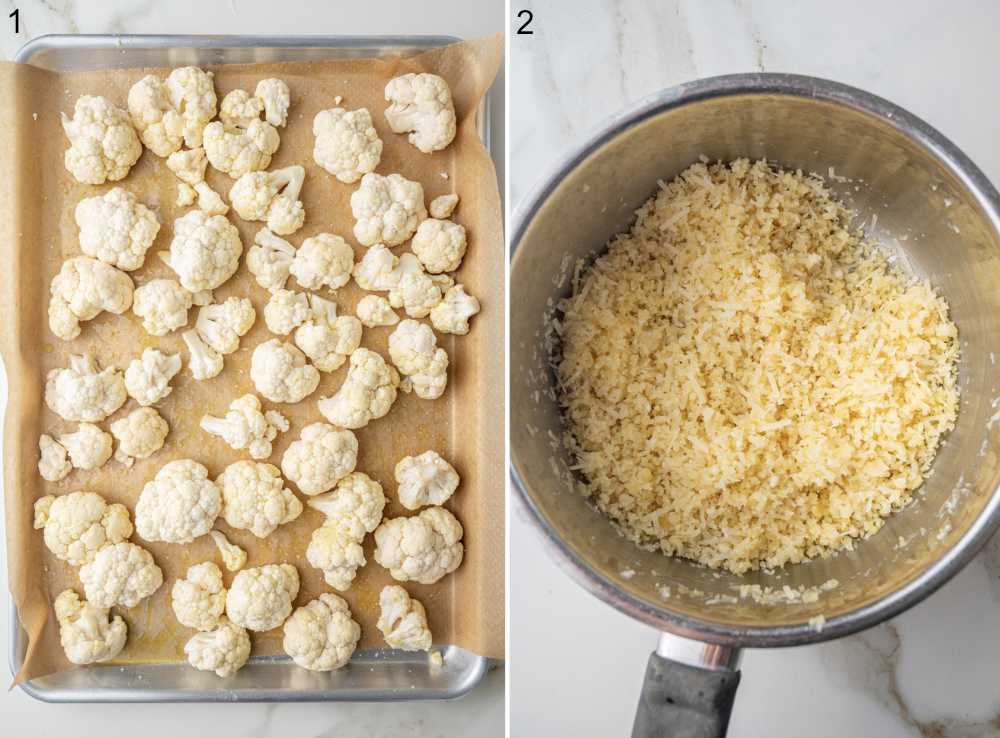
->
[387,256,450,319]
[429,193,459,219]
[293,294,363,372]
[135,459,221,543]
[250,339,320,403]
[219,88,264,128]
[49,257,134,340]
[54,589,128,665]
[127,74,185,157]
[132,279,193,336]
[246,228,296,293]
[75,188,160,271]
[307,472,386,538]
[350,172,426,247]
[305,521,365,591]
[200,394,289,460]
[124,347,182,406]
[217,460,302,538]
[377,585,432,651]
[38,434,72,482]
[289,232,354,292]
[165,66,218,149]
[388,320,449,400]
[172,562,226,631]
[226,563,299,632]
[263,289,310,335]
[312,107,382,184]
[166,147,208,184]
[164,210,243,292]
[317,348,399,429]
[183,329,224,380]
[110,407,169,466]
[280,422,358,496]
[411,218,467,274]
[195,296,255,354]
[177,183,197,207]
[61,95,142,184]
[210,530,247,572]
[373,507,464,584]
[193,181,229,216]
[356,294,399,327]
[79,541,163,609]
[203,119,280,178]
[45,355,127,423]
[58,423,113,471]
[430,285,481,335]
[352,243,400,292]
[383,73,457,153]
[395,450,460,510]
[33,491,133,566]
[256,78,290,127]
[229,165,306,235]
[282,593,360,671]
[184,617,250,677]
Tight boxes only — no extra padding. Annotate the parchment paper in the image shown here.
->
[0,34,504,684]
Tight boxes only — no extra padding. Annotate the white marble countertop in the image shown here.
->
[511,1,1000,736]
[0,1,503,736]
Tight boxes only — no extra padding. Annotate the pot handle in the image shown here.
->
[631,633,743,738]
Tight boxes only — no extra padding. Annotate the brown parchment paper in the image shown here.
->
[0,34,504,684]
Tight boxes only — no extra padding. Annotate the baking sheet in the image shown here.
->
[0,34,504,685]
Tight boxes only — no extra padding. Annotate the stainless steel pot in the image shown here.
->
[510,74,1000,736]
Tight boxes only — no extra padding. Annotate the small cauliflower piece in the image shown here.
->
[312,107,382,184]
[429,193,459,219]
[132,278,193,336]
[110,407,169,466]
[384,73,457,153]
[317,348,399,429]
[220,88,264,128]
[247,228,296,293]
[128,74,185,157]
[33,491,133,566]
[374,507,464,585]
[307,471,386,538]
[388,320,449,400]
[280,422,358,496]
[217,460,302,538]
[177,183,197,207]
[290,232,354,292]
[54,589,127,665]
[184,617,251,677]
[203,119,280,178]
[75,188,160,271]
[430,285,481,335]
[293,294,363,372]
[172,562,227,631]
[282,593,360,671]
[135,459,221,544]
[377,585,432,651]
[79,541,163,609]
[49,257,134,340]
[166,147,208,184]
[250,339,320,403]
[183,329,224,380]
[165,209,243,292]
[350,172,426,247]
[45,355,127,423]
[62,95,142,184]
[305,521,366,591]
[229,165,305,235]
[263,289,310,335]
[256,78,291,127]
[124,347,182,406]
[226,563,299,632]
[356,294,399,327]
[210,530,247,572]
[38,434,72,482]
[411,218,467,274]
[200,394,289,460]
[58,423,113,471]
[387,255,450,319]
[165,66,218,149]
[395,451,459,510]
[195,296,255,354]
[352,243,400,292]
[193,181,229,216]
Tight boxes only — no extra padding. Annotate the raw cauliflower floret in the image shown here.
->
[229,165,305,235]
[61,95,142,184]
[210,530,247,572]
[307,472,386,538]
[165,66,218,149]
[185,617,251,677]
[395,451,460,510]
[49,257,134,340]
[59,423,113,471]
[217,460,302,538]
[172,562,226,631]
[226,563,299,632]
[429,193,459,219]
[289,232,354,292]
[200,394,289,460]
[312,107,382,184]
[256,78,291,127]
[247,228,296,293]
[317,348,399,429]
[110,406,169,466]
[250,339,320,403]
[166,147,208,184]
[280,422,358,496]
[128,74,185,157]
[293,295,363,372]
[387,255,451,319]
[38,434,72,482]
[132,279,192,335]
[374,507,464,584]
[75,188,160,271]
[356,294,399,327]
[388,320,449,400]
[45,354,127,423]
[193,181,229,216]
[282,593,360,671]
[263,289,309,335]
[195,296,255,354]
[350,172,426,247]
[411,218,467,273]
[203,119,280,178]
[124,347,182,406]
[135,459,221,544]
[54,589,128,665]
[177,183,197,207]
[183,330,224,380]
[33,490,133,566]
[220,88,264,128]
[164,209,243,292]
[430,285,480,335]
[305,522,366,592]
[79,541,164,609]
[353,243,400,292]
[377,585,432,651]
[383,73,457,153]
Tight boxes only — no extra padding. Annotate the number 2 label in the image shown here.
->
[516,10,534,35]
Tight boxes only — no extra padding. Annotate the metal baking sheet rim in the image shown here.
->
[6,33,496,703]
